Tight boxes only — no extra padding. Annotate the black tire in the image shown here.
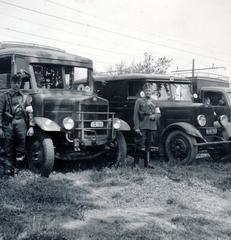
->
[209,147,231,162]
[209,151,221,161]
[165,130,198,165]
[28,132,54,177]
[108,131,127,167]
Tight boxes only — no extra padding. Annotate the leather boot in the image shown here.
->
[144,150,154,168]
[144,149,149,167]
[134,150,140,167]
[4,158,14,176]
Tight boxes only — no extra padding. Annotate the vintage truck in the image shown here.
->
[0,42,130,177]
[95,73,231,164]
[188,75,231,121]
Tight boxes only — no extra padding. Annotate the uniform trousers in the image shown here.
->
[3,118,27,161]
[134,129,156,167]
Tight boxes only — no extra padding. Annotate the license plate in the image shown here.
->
[206,128,217,135]
[90,121,104,128]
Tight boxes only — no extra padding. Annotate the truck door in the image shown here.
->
[0,56,12,90]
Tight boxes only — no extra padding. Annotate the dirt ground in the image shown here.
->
[1,155,231,240]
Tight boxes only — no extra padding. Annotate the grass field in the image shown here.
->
[1,157,231,240]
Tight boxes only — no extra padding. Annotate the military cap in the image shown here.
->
[11,69,30,83]
[11,72,22,83]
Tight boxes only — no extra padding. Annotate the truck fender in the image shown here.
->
[161,122,205,142]
[217,121,231,141]
[34,117,62,132]
[113,118,130,131]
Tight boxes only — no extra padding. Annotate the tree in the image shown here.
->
[103,53,172,75]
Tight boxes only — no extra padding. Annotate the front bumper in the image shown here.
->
[195,140,231,146]
[66,132,112,146]
[197,125,231,147]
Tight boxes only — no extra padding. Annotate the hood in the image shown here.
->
[32,90,108,125]
[33,90,108,105]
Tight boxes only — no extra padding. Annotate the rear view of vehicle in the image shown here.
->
[0,42,130,177]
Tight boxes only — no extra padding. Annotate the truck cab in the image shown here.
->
[199,86,231,121]
[0,42,130,176]
[185,76,230,123]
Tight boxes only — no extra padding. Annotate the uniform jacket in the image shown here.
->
[133,97,161,130]
[0,89,34,128]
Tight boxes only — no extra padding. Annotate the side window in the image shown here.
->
[109,81,125,101]
[128,81,143,98]
[204,92,227,106]
[0,56,11,89]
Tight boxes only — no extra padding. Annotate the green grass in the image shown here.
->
[1,160,231,240]
[0,171,97,240]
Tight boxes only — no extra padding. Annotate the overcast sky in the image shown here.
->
[0,0,231,78]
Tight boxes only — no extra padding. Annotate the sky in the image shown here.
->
[0,0,231,79]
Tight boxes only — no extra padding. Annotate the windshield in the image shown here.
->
[32,63,91,91]
[170,83,192,101]
[151,82,171,100]
[128,81,192,101]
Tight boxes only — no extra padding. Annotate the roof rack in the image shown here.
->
[0,41,66,53]
[173,71,229,82]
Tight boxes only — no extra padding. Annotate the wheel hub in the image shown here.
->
[171,137,188,160]
[31,140,44,169]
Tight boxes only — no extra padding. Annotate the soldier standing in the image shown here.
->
[133,82,161,167]
[0,71,34,171]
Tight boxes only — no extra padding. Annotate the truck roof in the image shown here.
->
[0,42,93,67]
[200,86,231,92]
[94,73,191,83]
[188,76,229,85]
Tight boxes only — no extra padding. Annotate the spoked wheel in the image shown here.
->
[107,131,127,167]
[165,130,198,165]
[28,132,54,177]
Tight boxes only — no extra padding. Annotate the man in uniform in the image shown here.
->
[133,82,161,167]
[0,71,34,172]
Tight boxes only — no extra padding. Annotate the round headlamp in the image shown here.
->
[85,85,91,92]
[113,119,121,129]
[63,117,74,130]
[219,114,229,126]
[197,114,206,127]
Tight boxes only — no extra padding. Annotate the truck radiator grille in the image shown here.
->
[77,103,114,137]
[199,107,214,126]
[81,104,108,120]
